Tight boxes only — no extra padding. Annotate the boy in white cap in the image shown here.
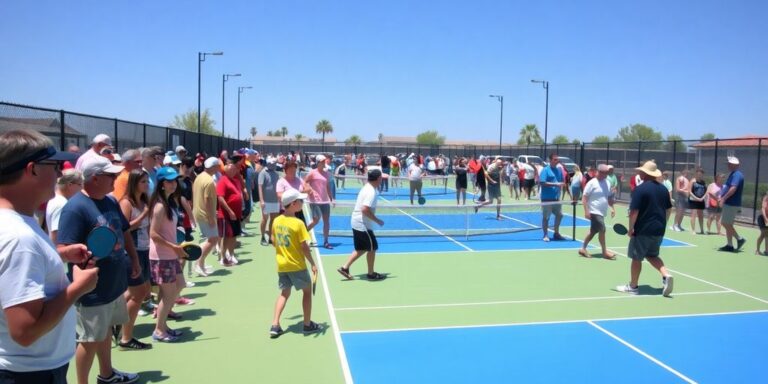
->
[269,189,322,338]
[718,156,746,252]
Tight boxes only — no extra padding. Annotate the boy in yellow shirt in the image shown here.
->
[270,189,322,338]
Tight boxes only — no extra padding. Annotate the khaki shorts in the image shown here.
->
[75,295,129,342]
[721,205,739,225]
[541,202,563,219]
[278,270,311,291]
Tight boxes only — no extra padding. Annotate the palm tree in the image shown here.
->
[250,127,257,138]
[518,124,542,146]
[315,120,333,149]
[280,126,288,138]
[378,133,384,143]
[345,135,362,144]
[294,133,305,141]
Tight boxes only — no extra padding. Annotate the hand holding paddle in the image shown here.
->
[58,243,89,264]
[80,226,118,269]
[179,242,202,261]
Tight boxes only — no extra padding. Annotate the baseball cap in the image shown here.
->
[368,168,383,181]
[281,188,308,207]
[597,164,609,172]
[156,166,181,182]
[0,145,78,176]
[727,156,739,165]
[175,145,187,153]
[92,134,112,145]
[316,154,326,162]
[81,156,124,179]
[204,157,220,169]
[607,165,614,170]
[163,154,181,165]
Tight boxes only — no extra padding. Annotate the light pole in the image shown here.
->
[237,86,253,141]
[489,95,504,153]
[197,51,223,153]
[531,79,549,157]
[222,73,241,149]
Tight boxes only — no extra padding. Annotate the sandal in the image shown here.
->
[366,272,386,281]
[166,328,183,337]
[152,333,179,343]
[603,253,617,260]
[578,249,592,258]
[337,267,353,280]
[323,242,334,250]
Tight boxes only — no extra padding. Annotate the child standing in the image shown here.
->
[269,189,323,338]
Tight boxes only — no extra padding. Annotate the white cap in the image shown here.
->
[727,156,739,165]
[316,154,326,162]
[163,154,181,165]
[92,134,112,145]
[204,157,220,169]
[81,156,124,179]
[112,153,122,162]
[175,145,187,153]
[281,189,308,206]
[607,164,614,169]
[597,164,610,172]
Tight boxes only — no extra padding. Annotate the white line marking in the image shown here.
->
[379,196,474,252]
[306,205,354,384]
[335,290,731,311]
[339,309,768,334]
[587,320,697,383]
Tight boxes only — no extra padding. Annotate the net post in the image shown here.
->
[571,200,576,241]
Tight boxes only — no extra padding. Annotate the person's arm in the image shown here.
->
[120,199,148,231]
[4,265,98,347]
[258,179,266,210]
[362,205,383,226]
[628,209,638,236]
[149,204,186,259]
[123,230,141,278]
[181,197,196,228]
[205,185,217,226]
[302,242,317,276]
[720,185,738,204]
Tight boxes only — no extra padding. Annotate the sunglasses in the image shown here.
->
[37,160,63,172]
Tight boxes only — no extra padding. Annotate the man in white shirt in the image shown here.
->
[45,169,84,243]
[75,133,112,170]
[579,164,616,259]
[337,169,386,281]
[0,129,98,384]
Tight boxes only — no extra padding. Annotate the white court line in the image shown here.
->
[379,196,474,252]
[587,320,697,383]
[340,309,768,334]
[335,290,731,311]
[306,206,353,384]
[321,247,589,257]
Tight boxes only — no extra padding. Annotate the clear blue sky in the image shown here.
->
[1,0,766,143]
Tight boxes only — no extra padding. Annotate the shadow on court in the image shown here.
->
[135,370,169,383]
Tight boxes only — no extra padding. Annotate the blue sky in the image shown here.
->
[1,0,766,144]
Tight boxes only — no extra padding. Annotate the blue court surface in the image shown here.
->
[341,311,768,383]
[334,185,452,202]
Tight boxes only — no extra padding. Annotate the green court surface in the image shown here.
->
[66,189,768,383]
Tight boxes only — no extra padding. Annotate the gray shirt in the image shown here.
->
[258,169,279,203]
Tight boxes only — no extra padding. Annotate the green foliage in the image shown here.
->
[700,133,716,141]
[345,135,362,144]
[280,126,288,137]
[613,123,662,149]
[315,119,333,142]
[171,108,220,136]
[665,134,687,153]
[378,133,384,143]
[517,124,543,145]
[416,130,445,145]
[249,127,257,137]
[572,138,582,145]
[592,135,611,144]
[551,135,570,145]
[294,133,305,141]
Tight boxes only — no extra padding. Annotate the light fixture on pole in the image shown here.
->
[530,79,549,157]
[197,51,223,153]
[237,86,253,141]
[489,95,504,153]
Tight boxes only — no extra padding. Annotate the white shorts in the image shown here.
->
[262,202,280,214]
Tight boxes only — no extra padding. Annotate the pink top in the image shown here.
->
[305,169,331,203]
[148,202,178,261]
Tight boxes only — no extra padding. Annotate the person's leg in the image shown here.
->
[322,210,331,245]
[756,229,767,254]
[697,210,704,233]
[598,227,613,257]
[456,189,460,205]
[553,208,563,236]
[198,236,218,271]
[689,209,696,232]
[581,228,596,255]
[723,223,735,246]
[224,236,237,262]
[646,256,670,278]
[707,210,714,233]
[461,188,466,205]
[155,281,179,336]
[343,250,365,270]
[121,282,150,344]
[272,289,291,326]
[541,211,550,239]
[260,211,269,240]
[307,207,320,232]
[416,181,423,198]
[301,286,312,326]
[365,249,377,275]
[629,259,642,288]
[94,336,114,378]
[715,212,722,234]
[75,342,99,384]
[409,181,415,204]
[495,198,501,219]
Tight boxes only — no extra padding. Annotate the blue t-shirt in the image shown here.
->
[630,180,672,236]
[539,165,563,201]
[57,192,129,306]
[721,170,744,206]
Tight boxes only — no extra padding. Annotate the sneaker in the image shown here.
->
[193,265,209,277]
[204,265,214,273]
[229,253,239,265]
[220,258,234,267]
[718,245,736,252]
[303,321,324,334]
[152,333,179,343]
[137,308,149,317]
[260,237,269,246]
[552,233,566,241]
[337,267,353,280]
[118,338,153,350]
[542,236,550,242]
[366,272,386,281]
[240,229,251,237]
[662,276,674,297]
[736,238,746,250]
[269,325,284,339]
[186,281,196,288]
[175,296,195,306]
[96,369,139,384]
[615,284,639,295]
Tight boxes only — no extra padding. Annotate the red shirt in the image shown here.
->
[468,159,480,174]
[216,174,243,220]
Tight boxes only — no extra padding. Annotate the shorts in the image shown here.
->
[541,201,563,219]
[310,203,331,219]
[721,205,740,225]
[589,214,606,234]
[688,200,705,210]
[218,218,242,238]
[628,235,663,261]
[524,179,535,189]
[511,177,520,188]
[456,179,467,190]
[675,193,688,209]
[277,270,311,291]
[487,183,501,200]
[150,259,182,285]
[75,295,129,342]
[707,206,722,214]
[758,215,766,229]
[0,363,68,384]
[127,249,150,287]
[352,229,378,252]
[409,180,423,196]
[196,218,220,239]
[262,202,280,215]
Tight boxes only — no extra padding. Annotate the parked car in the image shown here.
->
[558,156,578,176]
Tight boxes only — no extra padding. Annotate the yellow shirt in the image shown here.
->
[272,215,310,272]
[192,172,217,222]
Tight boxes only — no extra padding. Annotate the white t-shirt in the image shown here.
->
[74,148,100,170]
[351,183,378,231]
[583,178,612,217]
[45,194,68,235]
[523,163,535,180]
[407,164,423,181]
[0,209,76,371]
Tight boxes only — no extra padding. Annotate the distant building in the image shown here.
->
[691,135,768,178]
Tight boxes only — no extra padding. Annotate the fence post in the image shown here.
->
[671,140,677,183]
[59,110,66,151]
[713,139,719,178]
[113,119,119,151]
[142,124,147,147]
[636,141,642,166]
[605,141,610,166]
[753,138,763,225]
[579,143,585,170]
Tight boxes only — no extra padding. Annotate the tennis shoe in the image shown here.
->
[186,281,196,288]
[118,338,152,350]
[542,236,550,242]
[193,265,209,277]
[96,369,139,384]
[260,237,269,246]
[736,238,746,250]
[303,321,324,334]
[228,253,239,265]
[269,325,284,339]
[552,233,566,241]
[662,276,674,297]
[615,284,639,295]
[718,245,736,252]
[175,296,195,306]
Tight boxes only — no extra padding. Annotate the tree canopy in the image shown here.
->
[345,135,362,144]
[592,135,611,144]
[315,120,333,142]
[517,124,543,145]
[612,123,663,149]
[700,133,716,141]
[665,134,687,153]
[416,130,445,145]
[171,108,219,136]
[551,134,570,145]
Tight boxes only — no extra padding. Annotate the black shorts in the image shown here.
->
[524,179,535,189]
[352,229,378,252]
[0,363,68,384]
[127,249,151,287]
[759,215,766,229]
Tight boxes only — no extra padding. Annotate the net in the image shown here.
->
[328,174,450,198]
[322,200,578,239]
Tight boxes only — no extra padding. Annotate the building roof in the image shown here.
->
[0,117,84,135]
[692,135,768,148]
